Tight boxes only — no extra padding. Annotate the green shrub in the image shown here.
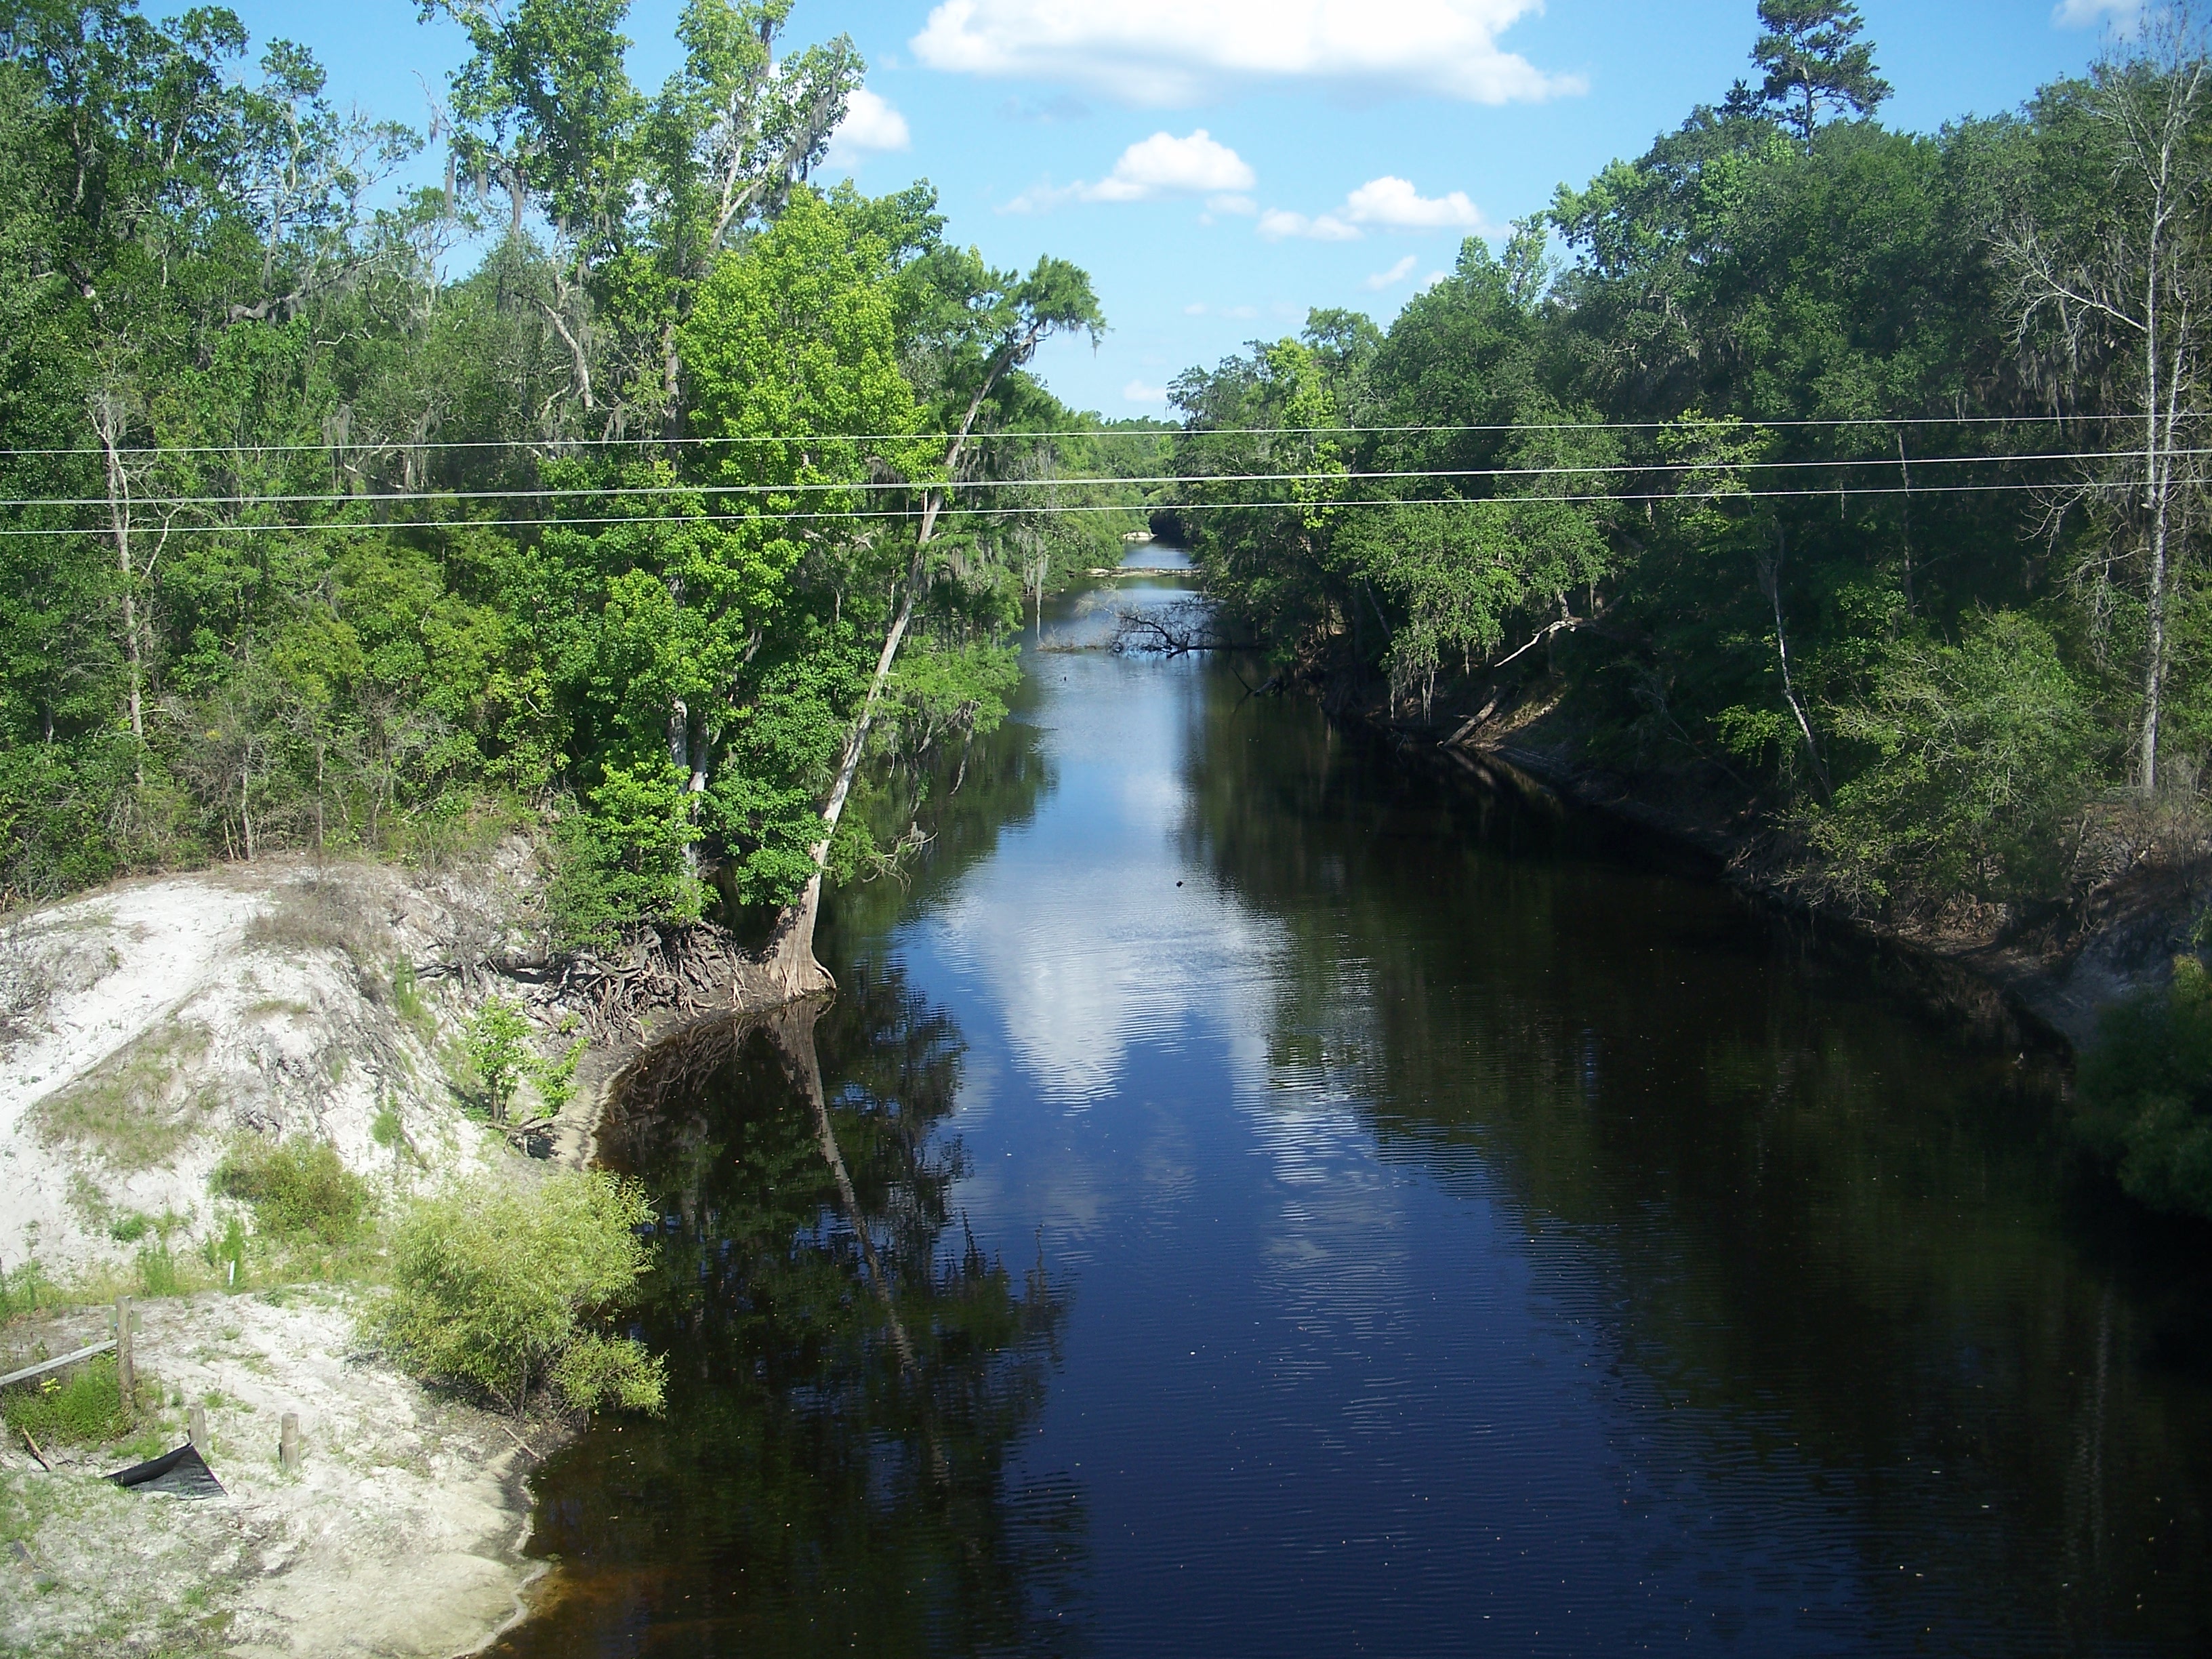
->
[1,1352,131,1446]
[545,762,705,951]
[200,1215,247,1286]
[463,1000,586,1123]
[369,1171,665,1416]
[390,959,436,1043]
[1800,611,2102,907]
[0,1252,55,1318]
[2076,958,2212,1221]
[213,1139,372,1243]
[463,999,534,1122]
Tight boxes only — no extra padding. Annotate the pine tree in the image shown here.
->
[1752,0,1891,142]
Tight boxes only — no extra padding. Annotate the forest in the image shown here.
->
[2,0,2211,1205]
[0,0,1151,970]
[1176,3,2209,925]
[1161,2,2212,1212]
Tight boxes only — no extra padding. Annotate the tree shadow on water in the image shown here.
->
[491,962,1087,1659]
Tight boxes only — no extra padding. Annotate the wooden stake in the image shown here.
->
[18,1427,47,1471]
[188,1405,208,1454]
[279,1412,300,1471]
[114,1296,134,1404]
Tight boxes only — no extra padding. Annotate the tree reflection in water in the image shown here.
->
[490,960,1084,1659]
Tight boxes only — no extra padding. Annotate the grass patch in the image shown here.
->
[212,1139,371,1244]
[0,1254,59,1319]
[1,1353,132,1447]
[136,1244,184,1297]
[245,877,385,962]
[390,959,436,1043]
[32,1023,214,1171]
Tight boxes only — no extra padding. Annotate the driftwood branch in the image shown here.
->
[1111,600,1252,657]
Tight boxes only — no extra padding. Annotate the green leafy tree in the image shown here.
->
[463,996,536,1121]
[1800,612,2103,907]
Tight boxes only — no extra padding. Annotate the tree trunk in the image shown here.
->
[750,534,929,997]
[748,335,1042,1001]
[92,396,146,776]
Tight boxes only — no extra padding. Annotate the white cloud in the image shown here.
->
[1123,379,1170,404]
[1088,129,1255,200]
[1344,174,1488,230]
[912,0,1580,106]
[1258,207,1361,241]
[1005,129,1255,213]
[1422,269,1448,288]
[1364,253,1420,289]
[822,89,912,170]
[1208,192,1258,215]
[2053,0,2142,27]
[1184,302,1210,315]
[1256,174,1488,244]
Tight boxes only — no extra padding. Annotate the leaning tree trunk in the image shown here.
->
[746,333,1044,1003]
[747,514,937,1000]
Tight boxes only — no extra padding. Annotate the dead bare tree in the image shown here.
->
[88,390,177,786]
[1999,7,2212,797]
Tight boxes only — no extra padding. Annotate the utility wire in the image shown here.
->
[0,477,2156,538]
[0,449,2179,513]
[0,411,2160,459]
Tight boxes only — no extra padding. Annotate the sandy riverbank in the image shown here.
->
[0,846,651,1656]
[1,1290,566,1658]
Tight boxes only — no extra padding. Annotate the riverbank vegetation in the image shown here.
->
[0,0,1141,985]
[1159,4,2212,1215]
[373,1169,665,1416]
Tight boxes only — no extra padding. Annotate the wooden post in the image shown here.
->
[279,1412,300,1471]
[188,1404,208,1454]
[114,1296,134,1404]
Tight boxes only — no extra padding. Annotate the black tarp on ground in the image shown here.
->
[106,1442,224,1498]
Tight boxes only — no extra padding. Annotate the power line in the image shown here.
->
[0,476,2152,538]
[0,411,2158,460]
[0,449,2173,513]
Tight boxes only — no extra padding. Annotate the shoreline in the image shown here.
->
[1324,671,2206,1054]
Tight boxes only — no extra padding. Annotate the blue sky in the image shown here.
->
[194,0,2136,415]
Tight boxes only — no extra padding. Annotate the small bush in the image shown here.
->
[200,1215,247,1285]
[369,1171,665,1416]
[2076,958,2212,1221]
[1,1352,131,1446]
[463,999,534,1122]
[462,999,585,1123]
[0,1252,55,1318]
[390,959,436,1043]
[545,762,704,951]
[213,1139,372,1243]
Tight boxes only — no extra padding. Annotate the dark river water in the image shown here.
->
[493,567,2212,1658]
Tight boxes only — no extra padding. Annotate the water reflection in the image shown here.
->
[491,964,1084,1659]
[500,565,2212,1657]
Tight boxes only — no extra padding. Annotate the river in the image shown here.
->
[491,562,2212,1658]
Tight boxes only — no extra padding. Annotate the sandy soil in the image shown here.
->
[0,849,577,1277]
[0,846,636,1657]
[1,1290,560,1658]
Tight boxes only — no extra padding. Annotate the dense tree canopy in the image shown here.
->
[0,0,1139,947]
[1174,2,2212,922]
